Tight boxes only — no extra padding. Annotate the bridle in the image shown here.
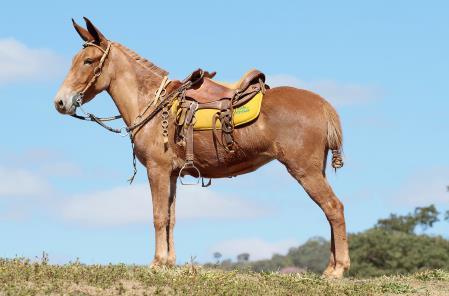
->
[72,41,112,108]
[69,40,203,183]
[70,41,127,134]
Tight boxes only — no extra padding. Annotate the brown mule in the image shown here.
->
[54,18,350,278]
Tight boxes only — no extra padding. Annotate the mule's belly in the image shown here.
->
[188,114,274,178]
[196,153,274,178]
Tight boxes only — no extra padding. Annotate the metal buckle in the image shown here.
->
[72,93,83,107]
[119,127,129,137]
[178,163,201,185]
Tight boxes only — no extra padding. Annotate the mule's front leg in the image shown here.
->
[167,175,177,266]
[148,167,173,267]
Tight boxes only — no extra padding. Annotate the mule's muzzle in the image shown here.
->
[54,96,76,115]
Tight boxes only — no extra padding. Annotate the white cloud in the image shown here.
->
[1,148,98,179]
[394,167,449,206]
[210,238,299,261]
[268,74,382,106]
[0,206,27,221]
[61,184,272,226]
[0,167,52,197]
[39,162,82,177]
[177,186,270,219]
[0,38,66,84]
[62,185,149,226]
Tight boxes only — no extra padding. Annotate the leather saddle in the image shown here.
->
[185,69,266,104]
[175,68,267,185]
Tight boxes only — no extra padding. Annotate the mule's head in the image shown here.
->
[54,17,112,114]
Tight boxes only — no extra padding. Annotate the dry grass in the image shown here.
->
[0,258,448,295]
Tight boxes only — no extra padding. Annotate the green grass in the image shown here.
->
[0,258,448,295]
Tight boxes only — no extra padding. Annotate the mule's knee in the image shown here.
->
[153,215,169,230]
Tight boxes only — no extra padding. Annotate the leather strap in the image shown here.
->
[233,85,261,107]
[78,42,112,100]
[186,123,194,162]
[184,101,198,163]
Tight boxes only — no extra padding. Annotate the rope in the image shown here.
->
[127,135,138,184]
[71,113,122,122]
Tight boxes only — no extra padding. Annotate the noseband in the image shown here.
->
[72,41,112,107]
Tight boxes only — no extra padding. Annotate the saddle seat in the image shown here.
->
[214,69,263,90]
[185,69,265,104]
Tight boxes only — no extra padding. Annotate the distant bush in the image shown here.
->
[348,205,449,277]
[249,237,329,273]
[207,237,329,273]
[349,229,449,277]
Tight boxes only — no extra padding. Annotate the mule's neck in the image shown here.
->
[106,43,168,126]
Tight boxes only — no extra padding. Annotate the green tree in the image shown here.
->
[250,237,329,273]
[349,205,449,277]
[250,253,292,272]
[375,205,439,234]
[213,252,222,264]
[286,237,329,273]
[237,253,250,263]
[349,229,449,277]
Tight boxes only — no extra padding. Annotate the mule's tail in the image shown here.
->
[323,101,344,170]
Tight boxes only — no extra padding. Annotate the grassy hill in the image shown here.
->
[1,258,448,295]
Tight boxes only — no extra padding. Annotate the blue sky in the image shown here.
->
[0,0,448,264]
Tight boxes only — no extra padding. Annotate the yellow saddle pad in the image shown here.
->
[171,91,263,131]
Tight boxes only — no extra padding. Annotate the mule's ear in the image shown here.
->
[83,17,107,45]
[72,18,93,42]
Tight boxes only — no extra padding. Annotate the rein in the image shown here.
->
[70,41,202,183]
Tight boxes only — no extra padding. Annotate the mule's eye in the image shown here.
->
[84,58,94,65]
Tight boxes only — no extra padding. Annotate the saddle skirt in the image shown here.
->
[171,91,263,131]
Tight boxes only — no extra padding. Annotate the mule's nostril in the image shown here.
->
[58,100,64,107]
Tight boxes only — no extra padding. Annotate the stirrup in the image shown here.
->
[178,162,201,185]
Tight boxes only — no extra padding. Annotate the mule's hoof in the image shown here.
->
[167,256,176,267]
[150,259,167,269]
[322,267,345,279]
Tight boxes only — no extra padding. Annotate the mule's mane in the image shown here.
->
[113,42,168,78]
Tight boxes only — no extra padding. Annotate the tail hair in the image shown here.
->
[323,101,344,170]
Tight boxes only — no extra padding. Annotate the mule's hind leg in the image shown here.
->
[286,165,350,278]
